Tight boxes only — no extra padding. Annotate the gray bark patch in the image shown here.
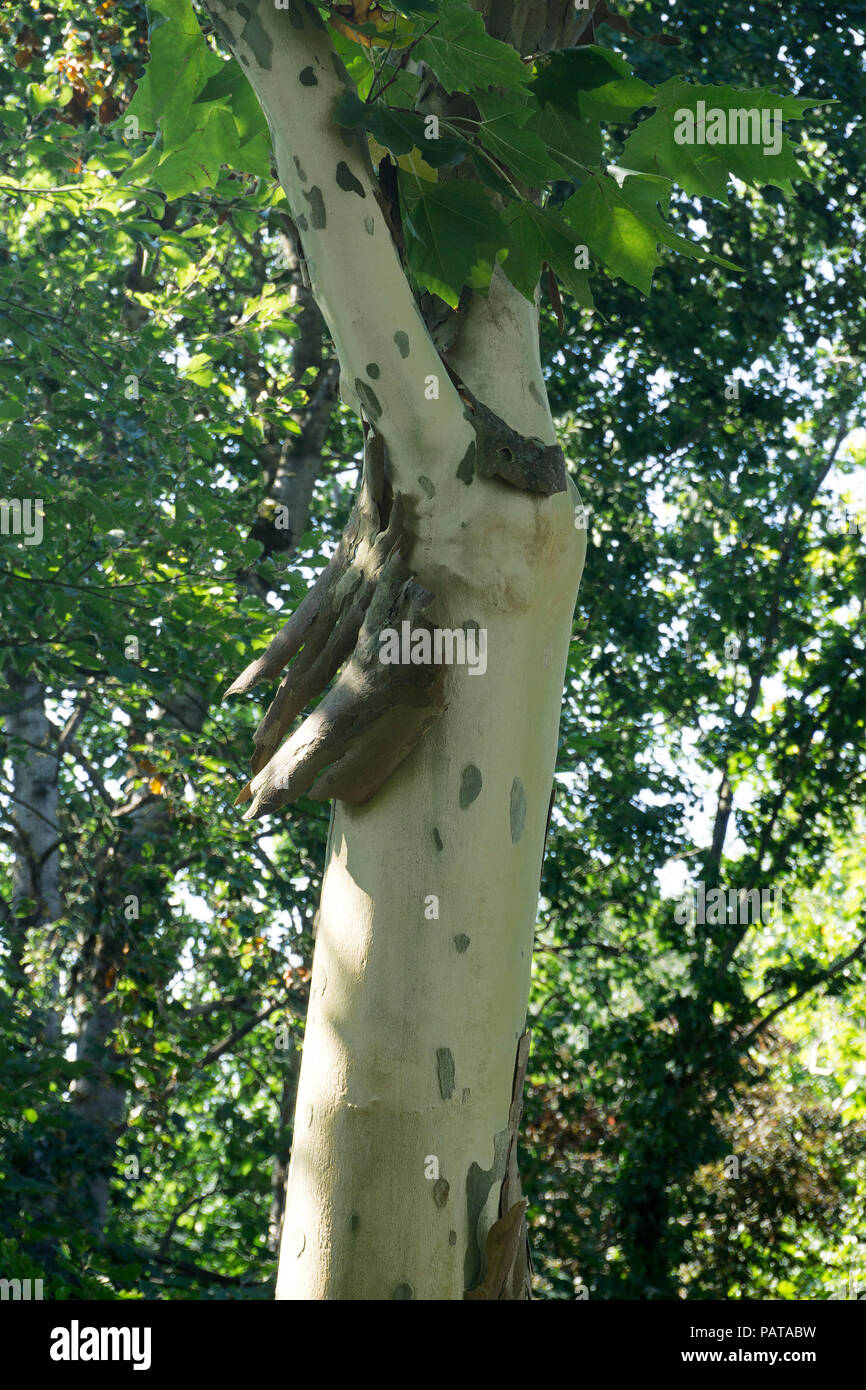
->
[349,1211,360,1232]
[354,378,382,420]
[298,65,318,86]
[433,826,443,850]
[293,154,308,183]
[302,185,326,229]
[237,1,272,70]
[418,475,435,499]
[393,1282,414,1299]
[456,440,476,485]
[365,362,380,379]
[454,933,470,954]
[336,161,366,197]
[393,330,410,358]
[433,1178,450,1209]
[509,777,527,844]
[459,763,482,809]
[296,212,308,232]
[436,1047,455,1100]
[449,1230,457,1247]
[464,1128,511,1292]
[363,214,375,235]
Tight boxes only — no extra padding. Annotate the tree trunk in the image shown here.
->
[275,272,584,1300]
[6,675,62,1043]
[203,0,586,1298]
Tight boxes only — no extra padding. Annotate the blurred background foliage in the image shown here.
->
[0,0,864,1299]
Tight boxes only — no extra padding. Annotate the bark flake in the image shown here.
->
[463,1127,510,1292]
[460,383,567,496]
[454,933,470,953]
[302,185,326,229]
[456,440,476,486]
[509,777,527,844]
[354,377,381,420]
[336,160,366,197]
[436,1047,456,1100]
[459,763,482,809]
[393,330,410,358]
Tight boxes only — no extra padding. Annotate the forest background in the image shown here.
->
[1,0,865,1300]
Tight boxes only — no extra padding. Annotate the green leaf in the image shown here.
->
[501,201,593,308]
[562,170,731,293]
[532,46,655,124]
[414,0,530,95]
[152,105,240,199]
[195,59,269,144]
[621,79,823,202]
[398,170,507,305]
[526,102,602,181]
[125,0,221,136]
[474,92,569,187]
[563,172,668,292]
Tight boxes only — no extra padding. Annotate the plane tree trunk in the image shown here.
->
[205,0,586,1299]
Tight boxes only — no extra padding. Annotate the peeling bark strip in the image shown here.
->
[465,1029,533,1299]
[460,385,568,496]
[227,431,447,816]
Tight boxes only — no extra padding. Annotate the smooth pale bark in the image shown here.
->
[203,0,585,1297]
[275,267,584,1299]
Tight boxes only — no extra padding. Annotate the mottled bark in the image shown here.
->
[207,0,587,1300]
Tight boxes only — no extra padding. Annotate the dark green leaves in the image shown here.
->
[413,0,530,95]
[501,200,593,307]
[398,171,506,305]
[532,46,655,123]
[474,91,569,187]
[526,102,602,181]
[621,79,824,201]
